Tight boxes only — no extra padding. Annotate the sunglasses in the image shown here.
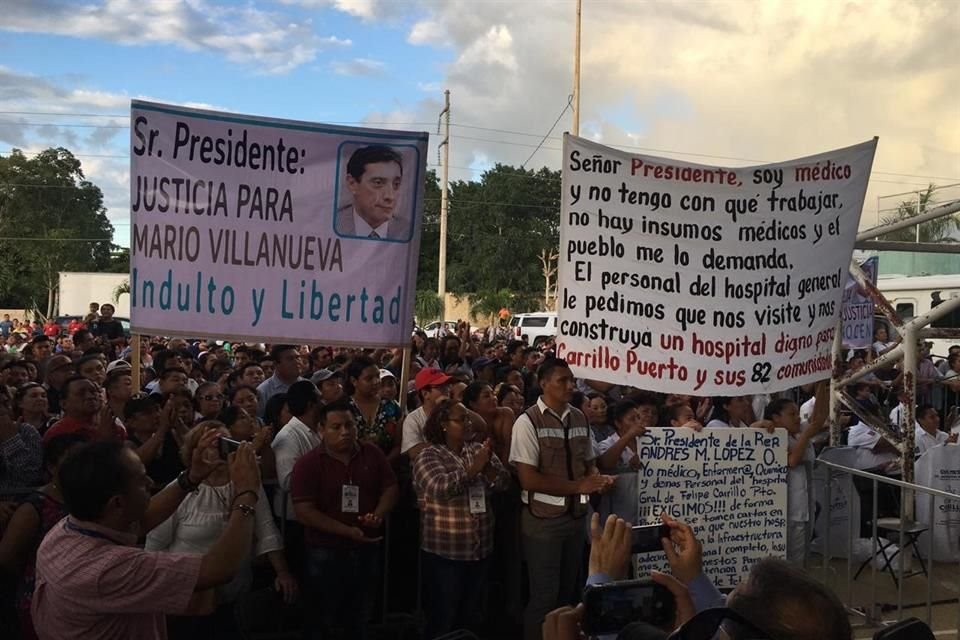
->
[668,607,772,640]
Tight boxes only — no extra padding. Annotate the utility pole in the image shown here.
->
[572,0,582,136]
[438,90,450,320]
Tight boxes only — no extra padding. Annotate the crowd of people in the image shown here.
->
[0,306,952,639]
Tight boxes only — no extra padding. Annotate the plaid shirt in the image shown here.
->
[413,442,509,561]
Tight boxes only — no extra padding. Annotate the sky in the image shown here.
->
[0,0,958,248]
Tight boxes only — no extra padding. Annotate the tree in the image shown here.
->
[104,248,130,273]
[444,164,560,299]
[878,184,959,242]
[539,248,558,310]
[414,290,443,325]
[0,148,115,315]
[470,288,515,329]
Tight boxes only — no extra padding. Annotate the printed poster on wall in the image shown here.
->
[129,100,428,346]
[557,135,877,395]
[632,427,788,588]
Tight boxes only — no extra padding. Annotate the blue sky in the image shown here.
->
[1,0,958,247]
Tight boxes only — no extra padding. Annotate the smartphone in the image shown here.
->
[631,523,670,554]
[582,578,676,635]
[218,435,242,460]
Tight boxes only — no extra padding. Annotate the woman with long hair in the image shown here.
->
[344,355,402,462]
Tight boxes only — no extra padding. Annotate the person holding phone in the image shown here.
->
[146,422,296,637]
[31,431,263,640]
[413,399,510,638]
[291,398,399,640]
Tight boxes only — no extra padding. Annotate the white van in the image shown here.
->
[509,312,557,346]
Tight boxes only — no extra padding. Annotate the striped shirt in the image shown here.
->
[413,442,509,561]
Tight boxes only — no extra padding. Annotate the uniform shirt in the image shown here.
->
[847,423,898,470]
[509,398,596,505]
[915,425,949,457]
[32,517,203,640]
[412,442,509,561]
[787,432,815,522]
[290,441,396,548]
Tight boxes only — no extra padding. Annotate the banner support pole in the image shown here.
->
[131,334,141,391]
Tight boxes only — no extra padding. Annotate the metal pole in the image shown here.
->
[131,334,141,390]
[437,90,450,322]
[856,199,960,242]
[916,191,922,243]
[830,318,844,446]
[572,0,581,136]
[902,328,917,497]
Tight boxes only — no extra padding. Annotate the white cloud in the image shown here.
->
[366,0,960,227]
[330,57,386,76]
[1,0,350,74]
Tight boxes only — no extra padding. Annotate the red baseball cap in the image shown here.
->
[415,367,453,392]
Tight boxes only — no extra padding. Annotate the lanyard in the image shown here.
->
[64,519,115,542]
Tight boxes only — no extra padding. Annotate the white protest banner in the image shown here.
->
[557,136,877,395]
[841,256,878,349]
[916,445,960,562]
[129,101,427,346]
[633,427,787,589]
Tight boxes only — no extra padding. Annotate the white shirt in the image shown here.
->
[787,433,815,522]
[889,403,907,428]
[597,432,639,468]
[401,407,428,455]
[145,482,281,603]
[847,423,898,470]
[271,416,321,519]
[509,398,595,505]
[705,418,747,429]
[800,396,817,425]
[352,210,390,239]
[915,424,949,457]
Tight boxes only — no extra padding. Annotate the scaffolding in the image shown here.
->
[832,198,960,495]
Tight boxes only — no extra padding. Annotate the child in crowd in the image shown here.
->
[763,382,829,564]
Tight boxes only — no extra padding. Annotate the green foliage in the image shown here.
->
[0,148,115,313]
[417,164,560,305]
[878,184,959,243]
[414,290,443,323]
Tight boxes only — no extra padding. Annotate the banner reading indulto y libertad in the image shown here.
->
[129,101,427,346]
[557,135,877,395]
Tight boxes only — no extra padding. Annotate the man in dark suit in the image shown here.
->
[335,145,412,242]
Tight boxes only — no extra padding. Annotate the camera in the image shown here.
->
[218,435,242,460]
[582,578,675,635]
[631,523,670,554]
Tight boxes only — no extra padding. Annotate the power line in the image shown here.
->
[521,95,573,169]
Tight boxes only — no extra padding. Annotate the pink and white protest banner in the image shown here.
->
[557,135,877,395]
[129,101,427,346]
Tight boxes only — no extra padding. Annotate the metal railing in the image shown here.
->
[816,457,960,633]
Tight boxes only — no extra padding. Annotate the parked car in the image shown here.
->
[509,312,557,346]
[419,320,458,338]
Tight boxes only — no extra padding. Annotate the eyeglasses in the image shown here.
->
[667,607,773,640]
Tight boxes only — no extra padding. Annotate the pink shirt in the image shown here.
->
[32,517,203,640]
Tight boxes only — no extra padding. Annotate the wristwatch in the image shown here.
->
[176,470,200,493]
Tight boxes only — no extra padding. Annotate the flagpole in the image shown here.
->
[572,0,582,136]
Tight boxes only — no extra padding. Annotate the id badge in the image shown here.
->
[468,484,486,514]
[342,484,360,513]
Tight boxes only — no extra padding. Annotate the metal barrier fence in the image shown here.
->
[816,457,960,634]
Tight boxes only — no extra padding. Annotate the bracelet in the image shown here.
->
[230,490,258,508]
[232,503,255,518]
[176,470,199,493]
